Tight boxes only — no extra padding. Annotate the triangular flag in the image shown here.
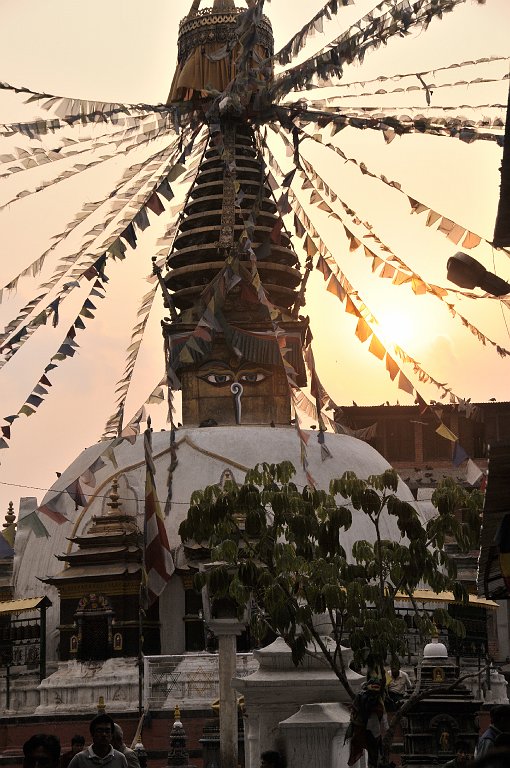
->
[368,334,386,360]
[17,511,49,538]
[436,422,458,442]
[355,318,372,343]
[385,354,399,381]
[466,459,483,486]
[397,371,414,395]
[345,296,360,317]
[453,442,469,467]
[327,275,346,301]
[462,231,482,249]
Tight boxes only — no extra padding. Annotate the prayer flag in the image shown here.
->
[38,493,68,524]
[144,419,174,606]
[436,422,458,442]
[452,442,469,467]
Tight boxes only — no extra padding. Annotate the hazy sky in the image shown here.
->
[0,0,509,516]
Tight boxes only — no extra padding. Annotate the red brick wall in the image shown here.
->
[0,711,213,767]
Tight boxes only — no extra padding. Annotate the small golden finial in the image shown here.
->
[107,479,121,515]
[174,704,181,720]
[97,695,106,713]
[4,502,15,529]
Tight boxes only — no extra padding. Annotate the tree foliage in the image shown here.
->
[179,462,482,698]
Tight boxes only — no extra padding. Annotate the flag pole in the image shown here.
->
[138,415,152,718]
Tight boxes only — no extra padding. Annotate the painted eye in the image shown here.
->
[202,373,234,386]
[239,372,266,384]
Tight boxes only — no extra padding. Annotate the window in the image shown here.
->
[385,419,415,462]
[184,589,205,652]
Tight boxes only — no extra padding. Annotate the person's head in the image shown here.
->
[89,714,115,756]
[453,740,469,765]
[70,736,85,755]
[23,735,60,768]
[473,748,510,768]
[112,724,124,751]
[494,733,510,750]
[491,704,510,732]
[390,660,400,678]
[260,751,282,768]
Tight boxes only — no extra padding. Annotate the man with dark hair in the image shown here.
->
[60,735,85,768]
[112,725,140,768]
[68,714,127,768]
[476,704,510,759]
[260,751,282,768]
[23,735,61,768]
[442,740,470,767]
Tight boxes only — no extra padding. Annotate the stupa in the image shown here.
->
[5,0,423,755]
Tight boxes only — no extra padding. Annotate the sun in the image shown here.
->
[376,307,417,349]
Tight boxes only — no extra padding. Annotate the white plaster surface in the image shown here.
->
[14,426,419,662]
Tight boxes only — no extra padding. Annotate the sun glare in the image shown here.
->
[376,308,417,349]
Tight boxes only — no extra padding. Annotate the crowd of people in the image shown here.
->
[22,715,138,768]
[19,703,510,768]
[21,714,283,768]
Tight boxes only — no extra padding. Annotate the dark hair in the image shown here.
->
[23,735,61,764]
[89,714,115,736]
[71,736,85,746]
[472,748,510,768]
[494,733,510,749]
[491,705,510,729]
[261,751,282,768]
[454,740,470,753]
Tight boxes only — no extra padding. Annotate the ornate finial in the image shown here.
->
[4,502,15,529]
[174,704,181,721]
[107,478,121,515]
[97,695,106,713]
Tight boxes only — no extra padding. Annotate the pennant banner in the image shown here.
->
[295,124,510,258]
[272,0,487,99]
[261,133,476,429]
[291,54,510,96]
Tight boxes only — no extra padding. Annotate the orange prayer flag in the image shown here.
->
[412,277,427,295]
[462,231,482,249]
[355,317,372,343]
[345,296,360,317]
[372,256,383,273]
[368,334,386,359]
[393,270,412,286]
[385,354,399,381]
[381,264,396,279]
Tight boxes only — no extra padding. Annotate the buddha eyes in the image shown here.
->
[203,373,234,386]
[239,372,266,383]
[199,370,268,387]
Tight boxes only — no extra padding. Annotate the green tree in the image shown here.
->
[179,462,482,764]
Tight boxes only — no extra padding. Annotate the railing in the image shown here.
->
[144,653,258,709]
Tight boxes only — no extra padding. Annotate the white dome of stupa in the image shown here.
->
[13,425,424,660]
